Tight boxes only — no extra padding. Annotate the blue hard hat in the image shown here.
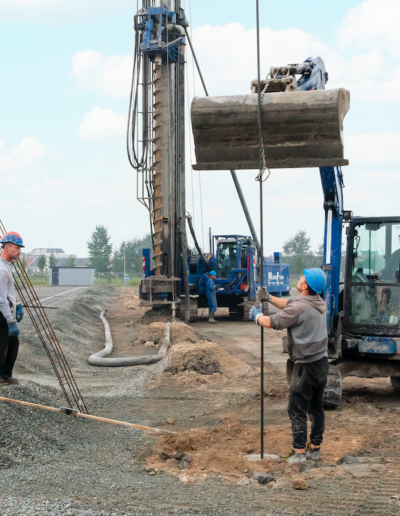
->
[0,232,25,248]
[303,268,326,294]
[209,270,217,276]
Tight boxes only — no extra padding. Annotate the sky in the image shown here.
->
[1,0,400,257]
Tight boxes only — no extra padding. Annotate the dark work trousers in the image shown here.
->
[0,311,19,379]
[288,357,329,450]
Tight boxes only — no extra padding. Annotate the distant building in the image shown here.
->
[30,248,68,259]
[25,255,91,273]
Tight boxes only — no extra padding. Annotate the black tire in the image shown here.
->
[391,376,400,392]
[324,365,342,409]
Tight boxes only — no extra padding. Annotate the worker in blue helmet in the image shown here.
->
[0,232,25,386]
[206,270,218,324]
[250,268,328,464]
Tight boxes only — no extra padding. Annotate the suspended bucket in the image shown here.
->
[191,88,350,170]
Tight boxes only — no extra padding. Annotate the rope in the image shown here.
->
[255,0,265,460]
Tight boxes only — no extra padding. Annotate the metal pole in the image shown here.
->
[230,170,260,252]
[255,0,264,460]
[123,242,126,287]
[184,28,209,97]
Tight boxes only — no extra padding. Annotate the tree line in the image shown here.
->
[31,226,335,276]
[87,225,153,273]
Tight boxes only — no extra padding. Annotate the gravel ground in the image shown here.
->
[0,286,400,515]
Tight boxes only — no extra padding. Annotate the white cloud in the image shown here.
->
[0,137,57,180]
[0,0,133,24]
[345,133,400,165]
[78,107,126,140]
[338,0,400,58]
[74,21,400,104]
[72,50,133,98]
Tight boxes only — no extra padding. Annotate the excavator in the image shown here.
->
[191,57,400,407]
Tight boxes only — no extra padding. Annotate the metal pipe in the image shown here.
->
[0,396,176,434]
[88,310,171,367]
[230,170,260,252]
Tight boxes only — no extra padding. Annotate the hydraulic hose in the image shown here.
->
[88,310,171,367]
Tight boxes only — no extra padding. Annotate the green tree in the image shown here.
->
[282,230,315,276]
[65,255,76,267]
[112,234,153,274]
[87,225,113,272]
[48,253,57,268]
[37,255,47,272]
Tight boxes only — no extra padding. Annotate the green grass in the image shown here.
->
[26,275,49,287]
[94,277,141,287]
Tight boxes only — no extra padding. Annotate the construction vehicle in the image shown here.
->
[128,1,290,322]
[191,56,400,407]
[143,229,290,321]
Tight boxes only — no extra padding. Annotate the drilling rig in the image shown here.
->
[127,1,191,320]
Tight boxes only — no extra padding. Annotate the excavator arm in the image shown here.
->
[191,57,349,334]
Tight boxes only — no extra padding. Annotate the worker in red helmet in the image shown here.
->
[0,232,25,385]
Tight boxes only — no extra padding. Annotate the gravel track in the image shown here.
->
[0,286,399,515]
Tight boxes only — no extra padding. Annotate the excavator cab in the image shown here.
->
[216,239,238,279]
[344,217,400,334]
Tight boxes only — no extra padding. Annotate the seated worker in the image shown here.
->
[250,268,328,464]
[206,270,218,324]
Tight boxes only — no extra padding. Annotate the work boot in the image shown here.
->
[306,447,322,461]
[287,450,306,464]
[0,377,19,386]
[208,312,218,324]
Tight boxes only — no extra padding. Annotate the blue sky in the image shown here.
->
[1,0,400,257]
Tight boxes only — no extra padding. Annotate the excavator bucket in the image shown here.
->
[191,88,350,170]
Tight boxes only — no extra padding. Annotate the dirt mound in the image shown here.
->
[163,340,256,379]
[134,322,199,346]
[146,417,370,484]
[140,306,172,324]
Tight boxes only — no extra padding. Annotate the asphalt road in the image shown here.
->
[32,286,87,307]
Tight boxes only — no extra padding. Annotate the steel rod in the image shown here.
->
[255,0,264,460]
[0,219,88,414]
[0,396,176,434]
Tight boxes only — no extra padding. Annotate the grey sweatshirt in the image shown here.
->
[270,295,328,363]
[0,258,17,321]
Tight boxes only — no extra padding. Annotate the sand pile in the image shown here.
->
[163,340,256,379]
[121,288,141,310]
[133,321,199,346]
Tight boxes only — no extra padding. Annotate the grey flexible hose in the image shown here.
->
[88,309,171,367]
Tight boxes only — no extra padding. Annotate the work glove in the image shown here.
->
[16,302,24,323]
[257,287,271,303]
[8,320,19,337]
[249,305,263,325]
